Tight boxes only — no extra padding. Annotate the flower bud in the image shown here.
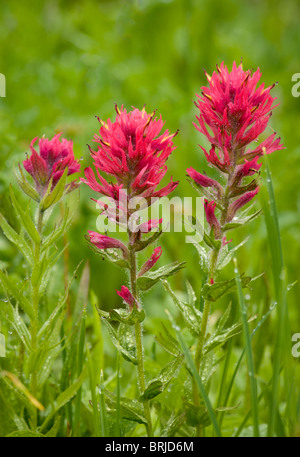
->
[138,246,162,277]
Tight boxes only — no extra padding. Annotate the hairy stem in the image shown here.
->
[30,207,43,428]
[129,244,153,437]
[193,173,232,435]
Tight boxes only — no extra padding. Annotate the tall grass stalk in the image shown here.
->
[234,258,259,437]
[166,310,222,437]
[261,153,293,436]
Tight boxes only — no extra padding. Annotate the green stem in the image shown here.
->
[129,245,153,437]
[30,207,43,428]
[192,172,232,436]
[194,248,219,372]
[193,248,219,436]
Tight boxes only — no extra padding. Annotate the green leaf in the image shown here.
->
[140,354,184,401]
[0,383,29,433]
[9,185,40,245]
[161,412,186,437]
[45,416,61,437]
[33,268,84,387]
[223,210,262,231]
[0,270,34,320]
[98,307,145,325]
[15,164,40,202]
[186,280,197,306]
[101,318,137,365]
[190,240,209,272]
[155,322,180,357]
[186,402,210,428]
[187,177,217,207]
[134,229,163,252]
[41,206,70,252]
[59,266,87,399]
[162,280,202,336]
[137,261,185,291]
[201,274,251,302]
[39,369,86,434]
[40,168,68,211]
[27,304,65,389]
[203,316,256,356]
[31,255,48,288]
[216,301,232,331]
[50,377,81,425]
[88,242,130,269]
[38,262,83,340]
[0,213,34,266]
[0,300,31,351]
[1,370,45,411]
[217,237,249,270]
[6,430,45,437]
[165,310,222,437]
[117,323,137,364]
[73,261,90,321]
[104,389,147,424]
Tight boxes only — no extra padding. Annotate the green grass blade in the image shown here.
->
[91,290,104,381]
[234,367,284,437]
[261,153,293,436]
[87,345,102,437]
[219,302,275,429]
[216,338,233,407]
[73,307,87,436]
[165,310,222,437]
[234,258,259,437]
[216,301,237,416]
[98,370,109,437]
[115,353,121,437]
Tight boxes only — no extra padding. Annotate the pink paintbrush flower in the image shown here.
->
[138,246,162,277]
[116,285,138,310]
[187,167,223,197]
[136,218,163,233]
[188,62,284,239]
[82,105,179,229]
[23,134,81,195]
[194,62,284,169]
[204,200,221,239]
[86,230,129,257]
[226,188,259,222]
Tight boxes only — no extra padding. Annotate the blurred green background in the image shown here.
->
[0,0,300,332]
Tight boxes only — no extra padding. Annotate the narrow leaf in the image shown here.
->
[9,185,40,245]
[137,262,186,291]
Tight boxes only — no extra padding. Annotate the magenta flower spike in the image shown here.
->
[195,62,283,160]
[188,62,284,247]
[23,134,81,196]
[84,105,181,438]
[82,105,178,202]
[83,105,179,271]
[185,63,285,418]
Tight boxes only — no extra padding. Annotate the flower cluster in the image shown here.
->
[82,105,178,201]
[22,133,81,197]
[83,105,178,306]
[187,61,284,239]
